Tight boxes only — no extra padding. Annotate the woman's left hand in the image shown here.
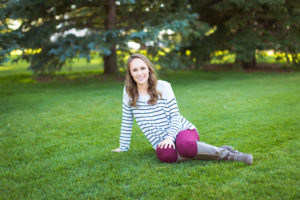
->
[158,138,175,149]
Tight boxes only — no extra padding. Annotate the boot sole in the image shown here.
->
[246,154,253,165]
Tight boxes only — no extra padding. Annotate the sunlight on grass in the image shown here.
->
[18,77,37,83]
[10,49,42,56]
[210,50,300,64]
[211,50,235,64]
[0,56,104,76]
[0,66,12,71]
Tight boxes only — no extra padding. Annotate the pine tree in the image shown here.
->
[0,0,198,74]
[182,0,300,68]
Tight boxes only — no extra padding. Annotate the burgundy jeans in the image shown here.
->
[156,129,199,163]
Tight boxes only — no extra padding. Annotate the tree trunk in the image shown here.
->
[103,0,118,74]
[236,50,257,69]
[242,56,256,69]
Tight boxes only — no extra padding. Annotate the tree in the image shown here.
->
[179,0,300,69]
[0,0,199,74]
[103,0,117,74]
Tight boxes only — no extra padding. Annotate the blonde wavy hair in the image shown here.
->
[125,53,162,107]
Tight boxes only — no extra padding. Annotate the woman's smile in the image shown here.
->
[137,76,145,81]
[129,58,149,86]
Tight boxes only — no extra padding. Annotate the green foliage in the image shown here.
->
[0,0,200,74]
[179,0,300,68]
[1,71,300,199]
[1,0,299,73]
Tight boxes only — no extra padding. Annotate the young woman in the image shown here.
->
[112,53,253,165]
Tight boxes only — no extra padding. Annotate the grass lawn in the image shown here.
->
[0,56,104,76]
[0,68,300,199]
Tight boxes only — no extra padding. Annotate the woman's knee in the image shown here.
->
[176,140,197,158]
[176,129,199,142]
[156,147,178,163]
[175,129,199,158]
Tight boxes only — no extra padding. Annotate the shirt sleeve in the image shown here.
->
[119,87,133,151]
[164,82,182,141]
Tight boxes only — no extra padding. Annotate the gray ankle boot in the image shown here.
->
[229,152,253,165]
[220,145,241,154]
[195,141,253,165]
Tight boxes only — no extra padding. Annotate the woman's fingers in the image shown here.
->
[163,142,169,149]
[158,139,175,149]
[158,141,165,149]
[163,142,170,149]
[168,142,175,149]
[112,148,123,152]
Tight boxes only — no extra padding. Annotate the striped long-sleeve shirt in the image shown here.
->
[119,80,196,151]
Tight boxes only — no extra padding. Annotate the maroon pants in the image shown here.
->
[156,129,199,163]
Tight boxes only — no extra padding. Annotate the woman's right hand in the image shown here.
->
[111,148,123,152]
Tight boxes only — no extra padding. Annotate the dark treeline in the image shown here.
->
[0,0,299,74]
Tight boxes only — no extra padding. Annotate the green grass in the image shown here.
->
[0,56,103,76]
[1,69,300,199]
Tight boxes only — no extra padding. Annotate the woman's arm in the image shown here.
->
[112,148,123,152]
[164,82,182,141]
[113,87,133,152]
[119,102,133,151]
[157,82,181,149]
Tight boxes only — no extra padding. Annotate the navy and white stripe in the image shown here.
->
[119,80,196,151]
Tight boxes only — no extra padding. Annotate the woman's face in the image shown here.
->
[129,58,150,86]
